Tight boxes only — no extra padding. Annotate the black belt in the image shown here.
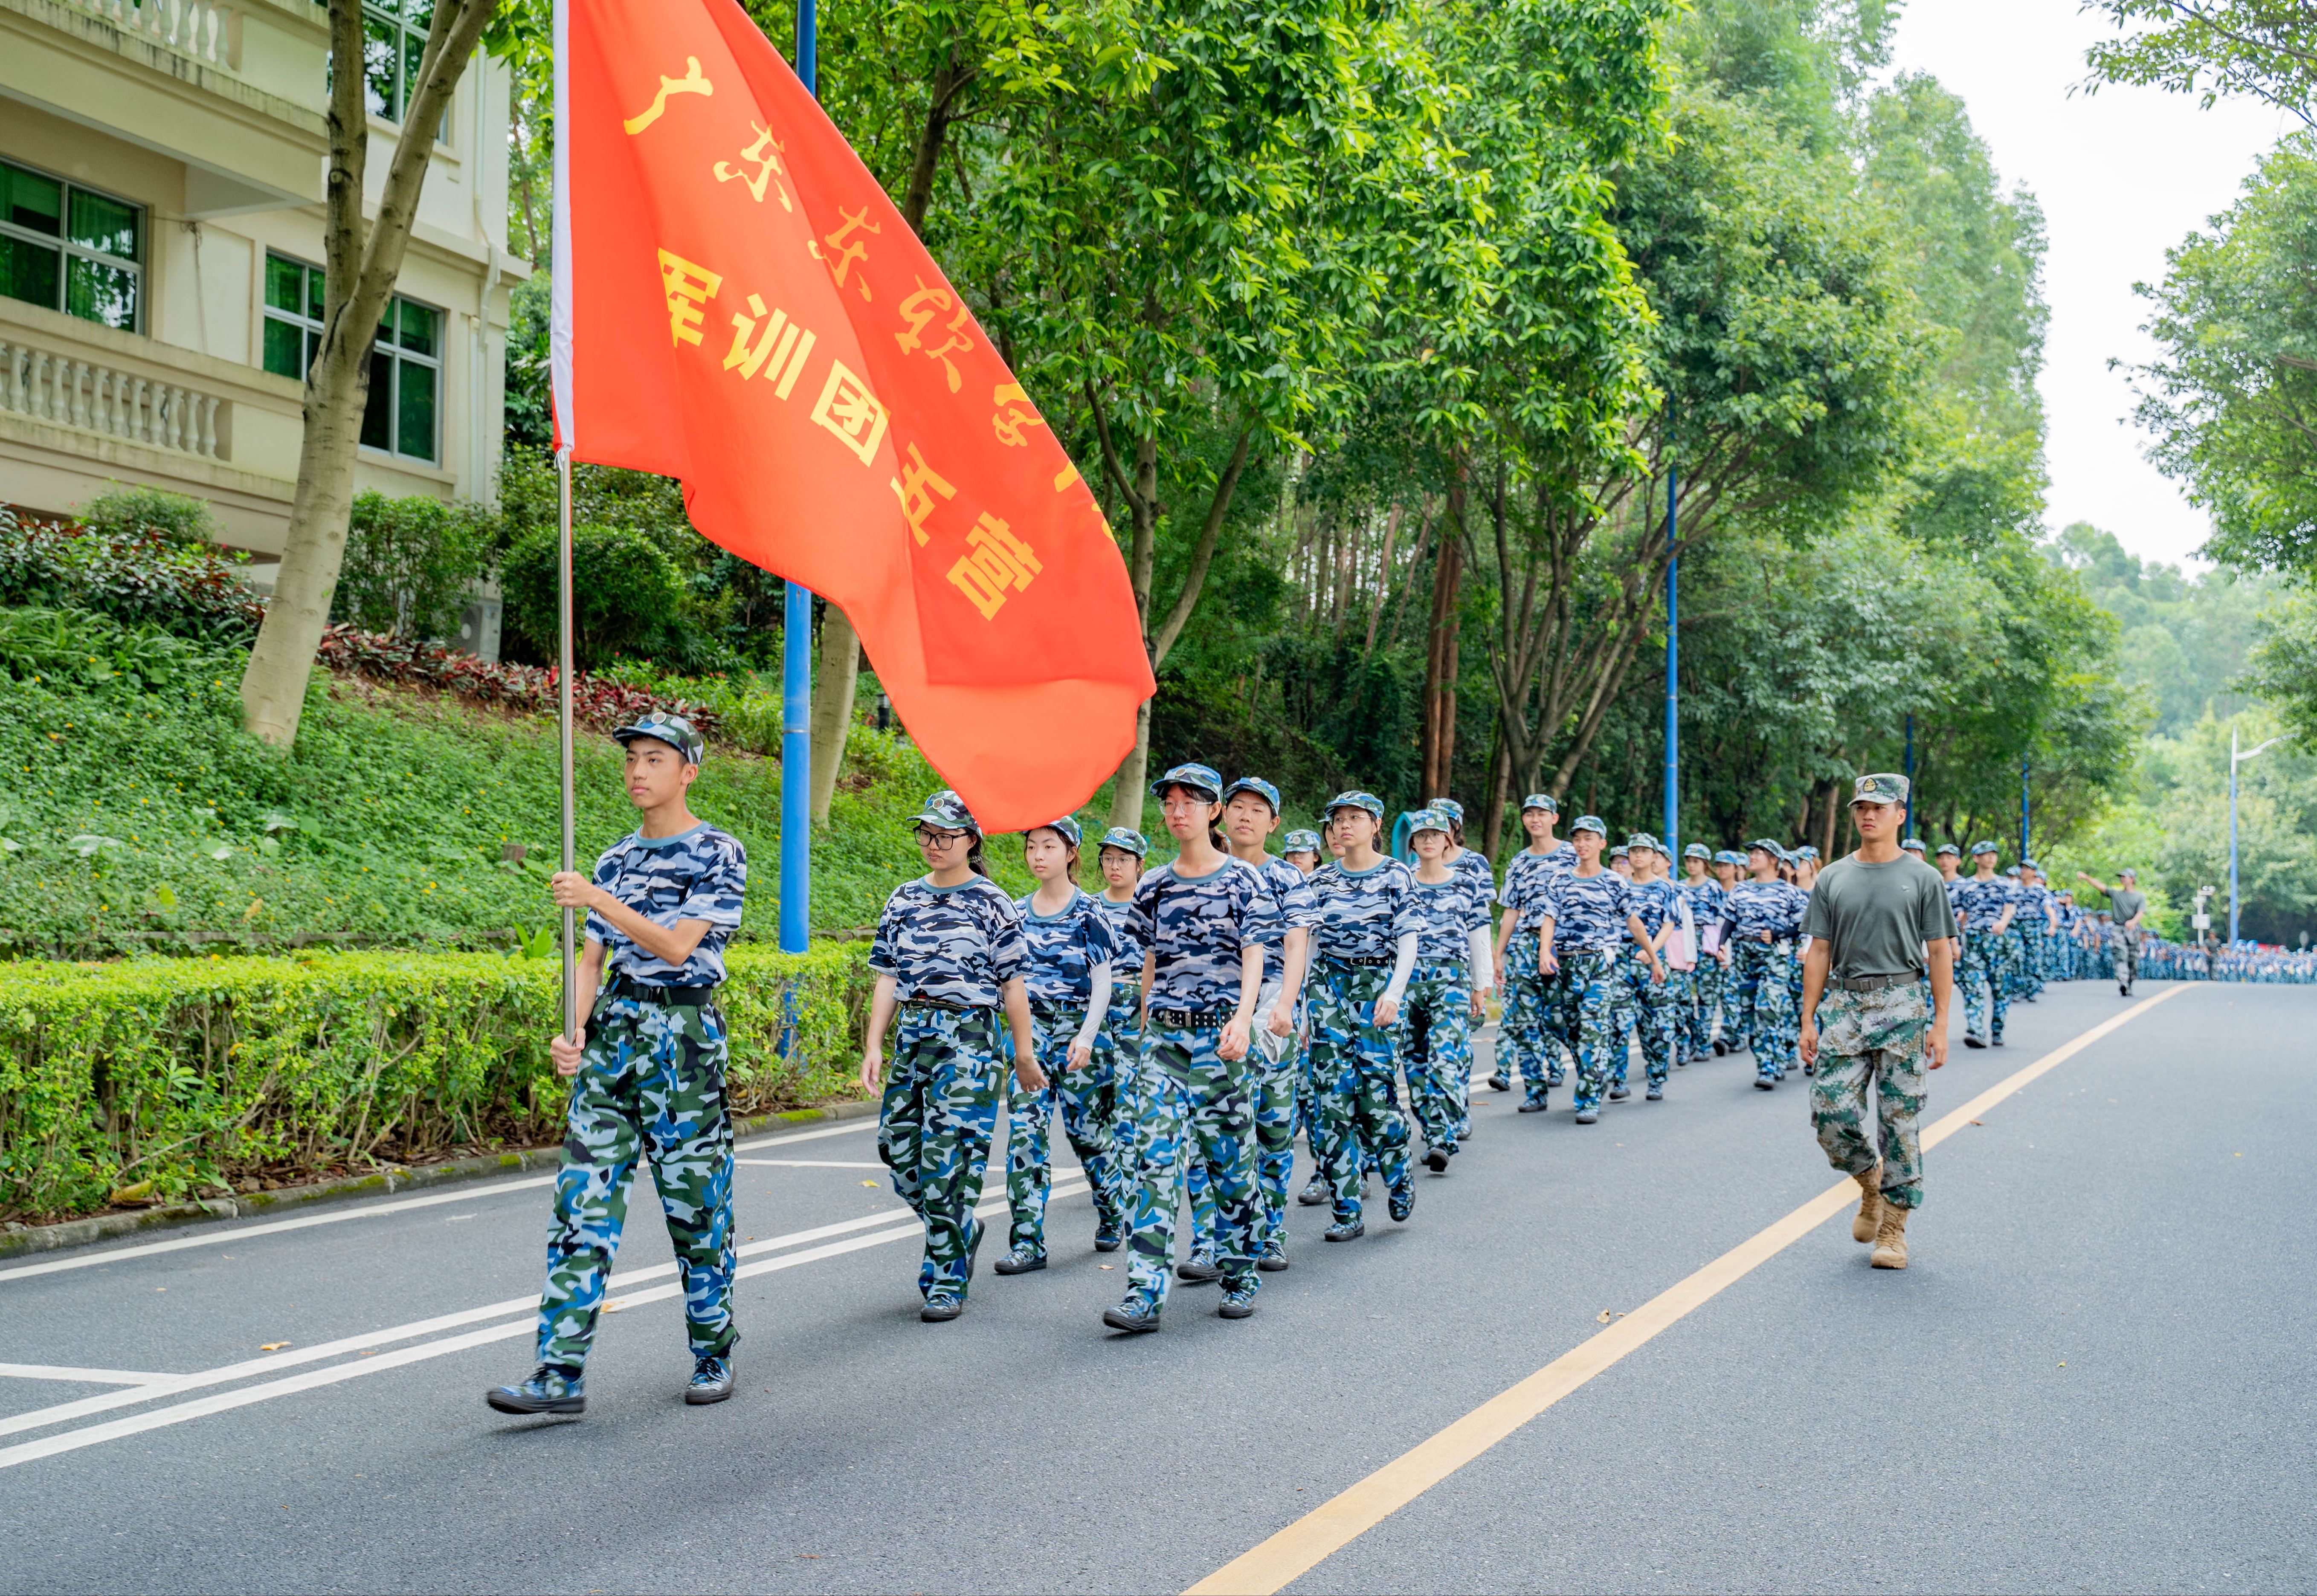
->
[1029,999,1087,1021]
[606,977,716,1007]
[1322,955,1395,968]
[1831,972,1913,992]
[1148,1008,1233,1030]
[898,997,994,1015]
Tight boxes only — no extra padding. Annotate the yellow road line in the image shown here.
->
[1186,985,2190,1596]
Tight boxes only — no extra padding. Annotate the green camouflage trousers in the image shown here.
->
[1400,965,1471,1159]
[878,1005,1003,1303]
[1810,984,1931,1210]
[1118,1021,1261,1312]
[1308,960,1413,1222]
[1958,932,2010,1041]
[536,994,737,1373]
[1003,1005,1131,1259]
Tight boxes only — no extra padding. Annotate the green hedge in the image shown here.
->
[0,942,872,1222]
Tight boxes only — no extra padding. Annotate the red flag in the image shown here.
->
[550,0,1152,831]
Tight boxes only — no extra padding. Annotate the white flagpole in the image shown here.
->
[557,446,578,1045]
[551,0,578,1045]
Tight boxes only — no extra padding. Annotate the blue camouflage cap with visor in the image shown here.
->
[1796,845,1820,861]
[1521,793,1559,815]
[912,789,980,834]
[2021,857,2042,872]
[1221,775,1282,814]
[1685,842,1711,860]
[1714,849,1745,865]
[1571,814,1608,837]
[1625,833,1661,854]
[1970,840,1999,856]
[611,710,705,765]
[1150,762,1224,801]
[1426,797,1465,825]
[1746,837,1783,855]
[1097,825,1149,858]
[1325,791,1386,823]
[1282,828,1323,854]
[1901,837,1926,852]
[1936,842,1961,856]
[1608,845,1630,860]
[1029,815,1083,847]
[1407,808,1456,838]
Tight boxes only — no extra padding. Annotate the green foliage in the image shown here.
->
[332,491,495,642]
[2084,0,2317,123]
[499,522,693,671]
[0,507,259,643]
[2242,588,2317,747]
[2052,521,2278,733]
[504,272,553,449]
[0,942,872,1221]
[2129,134,2317,577]
[75,483,220,547]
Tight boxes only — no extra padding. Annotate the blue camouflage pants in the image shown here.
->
[2017,922,2047,996]
[1729,938,1797,1081]
[1308,960,1412,1223]
[1003,1005,1131,1259]
[1496,930,1552,1103]
[1189,986,1302,1258]
[878,1005,1003,1303]
[1119,1021,1260,1313]
[1958,933,2010,1041]
[1556,949,1622,1112]
[1616,954,1677,1088]
[536,994,736,1373]
[1401,963,1472,1160]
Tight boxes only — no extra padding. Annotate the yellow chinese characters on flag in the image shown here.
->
[551,0,1152,830]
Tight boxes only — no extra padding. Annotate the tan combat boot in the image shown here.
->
[1851,1166,1883,1243]
[1870,1203,1909,1269]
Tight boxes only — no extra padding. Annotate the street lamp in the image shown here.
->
[2229,728,2294,945]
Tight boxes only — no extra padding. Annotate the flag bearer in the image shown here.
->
[995,816,1128,1276]
[858,791,1040,1323]
[1402,809,1494,1171]
[489,712,746,1416]
[1105,765,1279,1332]
[1304,791,1421,1239]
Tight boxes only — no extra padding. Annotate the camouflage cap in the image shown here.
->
[1746,838,1783,855]
[1282,828,1323,854]
[1715,849,1746,865]
[1625,833,1660,854]
[1150,762,1223,802]
[1901,837,1926,852]
[2021,857,2042,872]
[2118,866,2137,879]
[1427,797,1465,825]
[2004,865,2021,878]
[1850,772,1908,806]
[1571,814,1608,837]
[611,710,705,764]
[1935,842,1961,856]
[1608,845,1630,860]
[1521,793,1560,815]
[1685,842,1711,860]
[1028,815,1083,847]
[1221,775,1282,814]
[1407,807,1456,838]
[1098,825,1149,858]
[911,789,980,834]
[1970,840,1999,856]
[1796,845,1820,860]
[1325,791,1386,823]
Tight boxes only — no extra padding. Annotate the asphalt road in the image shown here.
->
[1,978,2309,1594]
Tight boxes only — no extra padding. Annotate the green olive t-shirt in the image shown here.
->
[1800,853,1957,979]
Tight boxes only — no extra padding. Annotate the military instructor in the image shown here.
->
[1797,773,1956,1271]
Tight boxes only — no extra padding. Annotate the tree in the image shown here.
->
[2085,0,2317,124]
[238,0,504,747]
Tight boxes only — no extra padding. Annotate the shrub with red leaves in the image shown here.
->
[316,624,725,742]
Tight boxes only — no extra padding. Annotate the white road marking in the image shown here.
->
[0,1118,878,1286]
[737,1160,889,1169]
[0,1364,174,1386]
[0,1180,1085,1471]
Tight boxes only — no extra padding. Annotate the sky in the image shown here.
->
[1882,0,2298,571]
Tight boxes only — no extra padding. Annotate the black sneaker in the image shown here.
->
[920,1295,964,1322]
[1175,1254,1221,1285]
[1964,1034,1986,1049]
[1608,1086,1630,1102]
[1487,1071,1511,1092]
[1753,1078,1775,1091]
[486,1367,584,1416]
[1425,1147,1450,1173]
[684,1353,734,1405]
[1518,1098,1549,1114]
[994,1248,1047,1275]
[1323,1218,1365,1242]
[1711,1040,1727,1056]
[1388,1176,1415,1223]
[1645,1085,1663,1101]
[1093,1225,1124,1254]
[1103,1302,1160,1333]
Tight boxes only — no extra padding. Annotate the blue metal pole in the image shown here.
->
[1662,464,1677,854]
[2020,756,2030,864]
[2229,730,2240,945]
[779,0,817,957]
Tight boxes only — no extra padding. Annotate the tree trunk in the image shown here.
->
[1363,501,1403,655]
[1421,466,1466,800]
[808,611,860,822]
[1482,716,1511,862]
[1820,778,1841,860]
[239,0,498,745]
[1111,697,1154,835]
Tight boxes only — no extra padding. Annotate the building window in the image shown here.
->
[0,159,143,332]
[263,252,440,465]
[363,0,438,125]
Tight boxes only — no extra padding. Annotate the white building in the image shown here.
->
[0,0,527,565]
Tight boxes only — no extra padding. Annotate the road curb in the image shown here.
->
[0,1098,879,1262]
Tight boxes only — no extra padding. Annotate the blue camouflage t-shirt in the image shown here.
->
[1407,872,1491,964]
[1450,846,1493,904]
[1092,892,1143,990]
[1542,868,1633,953]
[1499,843,1575,933]
[869,875,1029,1007]
[1680,877,1727,942]
[1307,856,1418,963]
[1015,888,1122,1007]
[585,822,747,985]
[1627,878,1680,946]
[2017,882,2053,926]
[1252,854,1317,987]
[1950,876,2017,933]
[1721,878,1810,941]
[1131,857,1282,1012]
